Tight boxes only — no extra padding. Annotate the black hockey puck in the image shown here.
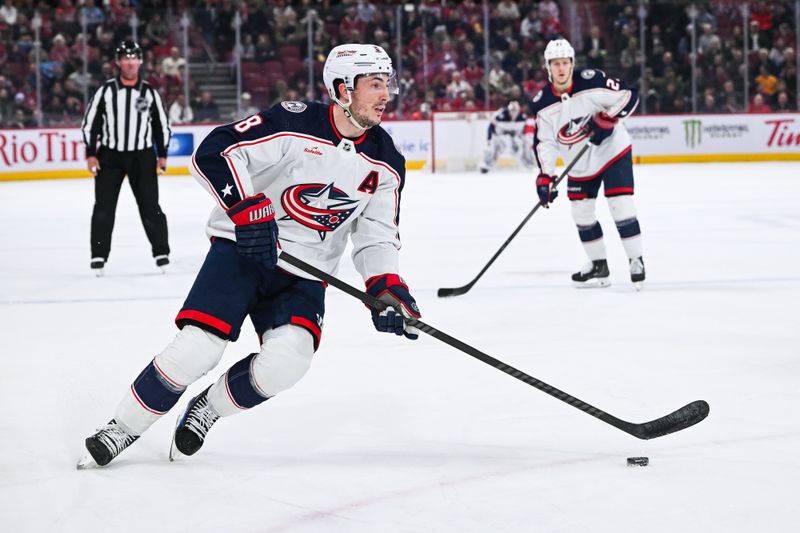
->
[627,456,649,467]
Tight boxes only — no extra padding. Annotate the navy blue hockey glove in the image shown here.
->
[586,112,618,145]
[365,274,422,340]
[536,173,558,207]
[226,193,279,269]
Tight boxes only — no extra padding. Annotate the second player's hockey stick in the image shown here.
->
[280,251,710,440]
[437,142,591,298]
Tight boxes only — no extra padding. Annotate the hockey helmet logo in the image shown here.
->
[281,101,308,113]
[280,182,360,240]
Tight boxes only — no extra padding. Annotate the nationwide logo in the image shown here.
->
[683,119,702,148]
[304,146,323,156]
[628,126,669,140]
[280,182,359,240]
[336,50,358,57]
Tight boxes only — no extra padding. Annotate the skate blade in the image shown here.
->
[94,269,105,278]
[76,452,99,470]
[169,409,185,462]
[572,278,611,289]
[633,281,644,291]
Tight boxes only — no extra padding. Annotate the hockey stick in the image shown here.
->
[280,252,710,440]
[437,143,592,298]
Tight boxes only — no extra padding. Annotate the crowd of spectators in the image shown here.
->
[598,0,797,114]
[0,0,797,129]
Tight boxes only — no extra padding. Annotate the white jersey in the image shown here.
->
[189,101,405,282]
[529,68,639,178]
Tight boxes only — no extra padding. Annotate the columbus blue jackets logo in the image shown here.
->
[280,182,359,240]
[557,116,590,146]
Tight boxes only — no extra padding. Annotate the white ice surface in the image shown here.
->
[1,163,798,533]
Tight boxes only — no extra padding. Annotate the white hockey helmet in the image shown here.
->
[323,43,398,110]
[544,38,575,82]
[507,100,521,118]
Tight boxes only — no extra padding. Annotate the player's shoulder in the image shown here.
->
[260,100,324,129]
[572,68,610,92]
[528,86,559,115]
[364,124,406,177]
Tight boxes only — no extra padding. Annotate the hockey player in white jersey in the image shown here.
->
[78,44,422,468]
[479,101,534,173]
[529,38,645,288]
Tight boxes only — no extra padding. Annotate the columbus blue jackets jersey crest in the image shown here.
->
[190,101,406,281]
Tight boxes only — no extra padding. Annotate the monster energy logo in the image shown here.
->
[683,119,702,148]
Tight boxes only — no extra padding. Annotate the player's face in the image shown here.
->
[117,57,141,80]
[349,74,391,128]
[549,58,573,86]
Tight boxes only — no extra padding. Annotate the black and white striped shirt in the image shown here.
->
[82,77,171,156]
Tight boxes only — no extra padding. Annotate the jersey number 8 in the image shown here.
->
[234,114,263,133]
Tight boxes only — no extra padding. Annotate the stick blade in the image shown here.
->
[437,285,472,298]
[631,400,710,440]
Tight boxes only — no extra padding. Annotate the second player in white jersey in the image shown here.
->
[529,38,645,289]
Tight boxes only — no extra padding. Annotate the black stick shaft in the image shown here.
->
[279,252,710,440]
[438,143,591,297]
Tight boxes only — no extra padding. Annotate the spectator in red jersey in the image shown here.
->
[49,35,71,68]
[339,6,366,41]
[748,93,772,113]
[463,57,484,86]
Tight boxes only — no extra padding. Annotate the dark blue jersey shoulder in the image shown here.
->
[251,101,404,181]
[496,108,529,123]
[193,101,405,208]
[572,68,639,118]
[528,87,560,116]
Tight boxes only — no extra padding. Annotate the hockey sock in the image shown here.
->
[615,217,643,259]
[577,221,607,261]
[114,360,186,435]
[207,353,269,417]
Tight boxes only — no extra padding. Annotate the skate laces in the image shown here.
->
[95,421,136,457]
[185,394,219,438]
[630,257,644,275]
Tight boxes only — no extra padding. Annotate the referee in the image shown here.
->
[82,40,172,276]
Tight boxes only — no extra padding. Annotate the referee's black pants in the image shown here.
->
[90,148,170,261]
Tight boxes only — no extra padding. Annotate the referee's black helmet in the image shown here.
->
[116,40,143,60]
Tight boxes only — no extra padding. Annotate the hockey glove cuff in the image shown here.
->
[536,173,558,207]
[365,274,422,340]
[226,193,279,269]
[587,112,618,145]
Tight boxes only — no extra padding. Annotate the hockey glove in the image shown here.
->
[226,193,279,269]
[365,274,422,340]
[586,112,618,145]
[536,173,558,207]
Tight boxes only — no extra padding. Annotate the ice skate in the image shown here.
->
[571,259,610,288]
[155,255,169,273]
[90,258,105,277]
[77,419,139,469]
[170,386,219,461]
[630,256,645,291]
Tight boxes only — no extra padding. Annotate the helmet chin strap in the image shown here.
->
[331,90,372,131]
